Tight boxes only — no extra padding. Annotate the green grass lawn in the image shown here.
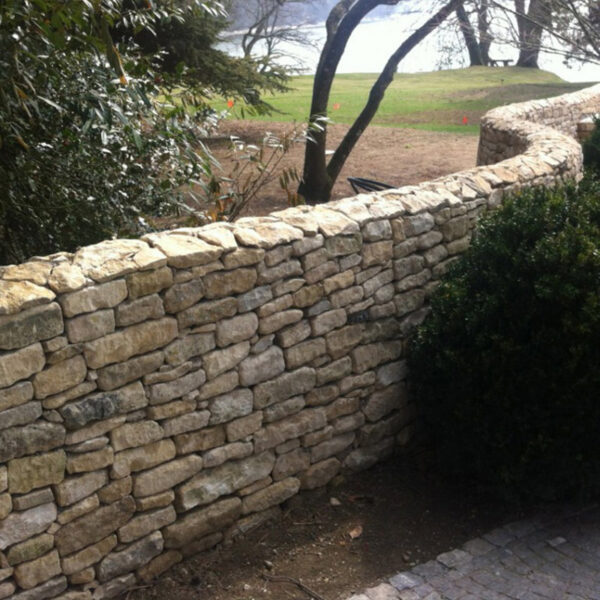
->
[221,67,595,135]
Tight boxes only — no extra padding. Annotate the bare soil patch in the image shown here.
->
[131,456,525,600]
[207,120,479,217]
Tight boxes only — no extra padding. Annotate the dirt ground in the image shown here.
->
[205,120,479,217]
[131,453,527,600]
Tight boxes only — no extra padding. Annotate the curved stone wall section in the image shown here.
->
[0,83,599,600]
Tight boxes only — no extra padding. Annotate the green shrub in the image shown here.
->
[583,117,600,171]
[408,177,600,501]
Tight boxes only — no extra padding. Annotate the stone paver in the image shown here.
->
[343,505,600,600]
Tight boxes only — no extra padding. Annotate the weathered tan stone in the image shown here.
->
[137,550,182,583]
[226,412,263,443]
[344,438,395,472]
[215,313,258,348]
[118,505,176,544]
[239,346,285,386]
[310,432,355,462]
[66,446,113,474]
[64,416,125,446]
[164,497,241,549]
[234,221,303,249]
[276,320,311,348]
[83,317,177,369]
[112,440,176,479]
[6,534,54,567]
[115,294,165,327]
[53,470,108,507]
[177,297,237,329]
[65,310,115,344]
[60,280,128,318]
[42,381,97,411]
[0,401,42,431]
[201,342,249,380]
[264,396,305,423]
[11,488,54,513]
[284,338,326,370]
[162,279,203,314]
[67,570,95,586]
[203,441,253,469]
[325,325,363,360]
[0,381,33,412]
[361,241,393,267]
[259,310,303,336]
[0,421,65,463]
[126,267,172,300]
[163,410,210,438]
[8,450,66,494]
[57,494,99,525]
[325,397,361,420]
[146,398,195,421]
[197,370,238,401]
[33,356,87,400]
[2,261,52,286]
[253,368,316,410]
[202,268,257,300]
[311,309,347,337]
[0,343,45,389]
[149,369,206,405]
[135,490,175,512]
[176,452,275,511]
[272,448,310,481]
[133,454,203,498]
[96,351,163,392]
[93,573,135,599]
[0,466,6,493]
[111,422,163,452]
[0,581,13,599]
[164,333,215,366]
[242,477,299,515]
[145,234,222,268]
[54,496,135,556]
[363,384,406,422]
[316,357,353,385]
[312,207,359,237]
[0,503,57,551]
[254,409,327,453]
[175,426,226,454]
[257,294,293,318]
[61,535,117,576]
[0,495,10,520]
[223,247,265,270]
[97,477,132,505]
[60,382,147,430]
[0,303,63,351]
[47,263,86,295]
[300,457,341,490]
[13,551,61,590]
[351,341,403,374]
[0,280,55,317]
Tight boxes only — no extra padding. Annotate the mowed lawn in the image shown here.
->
[220,67,595,135]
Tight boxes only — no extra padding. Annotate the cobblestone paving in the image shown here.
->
[344,505,600,600]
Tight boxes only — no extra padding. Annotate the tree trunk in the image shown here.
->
[456,2,484,66]
[516,0,551,68]
[478,0,491,65]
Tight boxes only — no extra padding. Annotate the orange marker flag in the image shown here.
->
[462,116,469,125]
[227,99,235,108]
[333,103,341,110]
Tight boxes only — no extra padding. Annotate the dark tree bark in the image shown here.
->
[298,0,461,204]
[457,2,485,65]
[478,0,491,64]
[515,0,552,67]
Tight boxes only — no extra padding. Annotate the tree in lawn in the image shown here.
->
[455,0,493,66]
[297,0,462,205]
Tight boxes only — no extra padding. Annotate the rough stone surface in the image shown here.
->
[33,356,87,400]
[0,303,64,351]
[0,503,57,551]
[0,343,45,389]
[133,454,203,498]
[8,450,66,494]
[60,280,127,318]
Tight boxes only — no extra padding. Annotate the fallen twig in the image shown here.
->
[263,573,329,600]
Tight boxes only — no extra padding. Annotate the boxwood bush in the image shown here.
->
[408,176,600,501]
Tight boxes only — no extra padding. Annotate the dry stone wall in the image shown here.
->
[0,83,599,600]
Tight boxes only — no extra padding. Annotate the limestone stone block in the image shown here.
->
[323,234,363,257]
[291,233,324,256]
[351,341,403,374]
[254,409,327,453]
[133,455,203,498]
[7,575,67,600]
[135,490,174,512]
[0,279,54,318]
[176,452,275,511]
[363,220,392,242]
[47,263,86,295]
[0,303,64,351]
[333,412,366,435]
[0,581,14,599]
[242,477,299,515]
[164,333,215,366]
[60,280,127,318]
[6,534,54,567]
[284,339,326,370]
[0,495,10,520]
[234,221,303,249]
[237,286,273,313]
[61,535,117,576]
[8,450,66,494]
[65,310,115,344]
[2,261,52,287]
[0,343,45,389]
[163,497,241,549]
[0,503,57,551]
[0,401,42,432]
[96,352,163,392]
[197,370,238,401]
[145,234,222,268]
[64,416,125,446]
[126,267,172,300]
[0,468,5,494]
[41,382,97,411]
[305,384,339,407]
[92,573,135,599]
[149,369,206,405]
[323,270,355,296]
[292,284,323,309]
[216,313,258,347]
[177,297,237,329]
[0,422,65,463]
[258,310,303,335]
[276,320,311,348]
[326,325,363,361]
[203,342,250,379]
[115,294,165,327]
[311,309,347,336]
[208,389,253,425]
[83,317,177,369]
[174,426,225,454]
[146,398,195,421]
[362,241,393,267]
[112,440,176,479]
[66,446,113,475]
[264,245,293,267]
[264,396,305,424]
[162,410,210,438]
[66,435,108,455]
[300,457,341,490]
[316,357,353,386]
[325,397,361,421]
[257,260,303,285]
[33,356,87,400]
[203,441,253,469]
[111,421,163,452]
[225,412,263,443]
[272,449,310,481]
[53,470,108,507]
[0,381,34,412]
[310,432,355,463]
[136,550,182,583]
[238,346,285,386]
[13,550,61,590]
[253,368,316,411]
[222,247,265,270]
[203,268,257,299]
[362,269,394,297]
[54,496,135,556]
[57,494,99,525]
[97,477,132,505]
[305,260,339,285]
[118,506,176,544]
[344,438,394,472]
[301,248,330,271]
[363,384,407,422]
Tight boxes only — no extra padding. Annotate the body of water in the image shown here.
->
[221,8,600,83]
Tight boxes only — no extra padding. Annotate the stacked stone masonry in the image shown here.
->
[0,84,598,600]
